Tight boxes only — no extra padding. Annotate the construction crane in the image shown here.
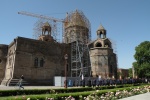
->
[18,11,66,41]
[18,11,65,23]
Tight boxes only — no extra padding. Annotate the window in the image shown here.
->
[34,57,44,67]
[40,58,44,67]
[100,34,102,38]
[95,42,102,47]
[34,57,38,67]
[105,43,110,48]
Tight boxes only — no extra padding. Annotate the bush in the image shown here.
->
[0,87,94,97]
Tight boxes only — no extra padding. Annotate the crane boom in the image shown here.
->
[18,11,65,22]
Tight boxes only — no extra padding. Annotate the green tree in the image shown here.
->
[133,41,150,78]
[128,68,133,78]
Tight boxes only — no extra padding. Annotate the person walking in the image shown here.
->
[19,75,24,89]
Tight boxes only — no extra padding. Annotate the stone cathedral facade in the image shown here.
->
[0,10,117,86]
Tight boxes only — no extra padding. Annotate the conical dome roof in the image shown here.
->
[65,10,88,28]
[42,22,51,30]
[98,24,105,30]
[43,22,51,27]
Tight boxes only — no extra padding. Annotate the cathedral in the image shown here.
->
[0,10,117,86]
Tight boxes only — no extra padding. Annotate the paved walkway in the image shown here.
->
[0,85,150,100]
[0,85,78,90]
[119,93,150,100]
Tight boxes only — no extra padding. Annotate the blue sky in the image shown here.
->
[0,0,150,69]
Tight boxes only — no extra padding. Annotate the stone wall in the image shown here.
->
[90,47,117,79]
[2,37,71,85]
[1,40,17,85]
[0,44,8,83]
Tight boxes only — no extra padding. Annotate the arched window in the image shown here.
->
[105,43,110,48]
[95,42,102,47]
[100,32,103,38]
[34,57,38,67]
[40,58,44,67]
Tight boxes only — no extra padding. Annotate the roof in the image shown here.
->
[43,22,51,27]
[64,10,88,28]
[98,24,105,30]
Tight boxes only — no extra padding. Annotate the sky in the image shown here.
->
[0,0,150,69]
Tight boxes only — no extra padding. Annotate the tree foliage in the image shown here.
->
[133,41,150,78]
[128,68,133,78]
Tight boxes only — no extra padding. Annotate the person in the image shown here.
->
[82,79,85,87]
[76,79,79,87]
[88,79,91,87]
[19,75,24,89]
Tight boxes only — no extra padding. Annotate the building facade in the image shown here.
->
[118,68,129,79]
[0,10,118,86]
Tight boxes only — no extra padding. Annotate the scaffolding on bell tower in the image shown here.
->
[63,10,91,77]
[18,11,63,42]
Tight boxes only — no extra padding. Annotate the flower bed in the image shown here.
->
[81,85,150,100]
[44,85,150,100]
[0,85,149,100]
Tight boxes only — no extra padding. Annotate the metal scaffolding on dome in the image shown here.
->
[63,10,91,77]
[63,10,91,43]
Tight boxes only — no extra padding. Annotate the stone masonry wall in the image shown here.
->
[13,37,68,85]
[0,44,8,83]
[2,37,70,85]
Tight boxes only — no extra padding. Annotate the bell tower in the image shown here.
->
[42,22,51,36]
[97,24,106,39]
[89,24,117,79]
[38,22,54,42]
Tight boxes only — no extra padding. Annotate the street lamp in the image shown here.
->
[64,54,68,89]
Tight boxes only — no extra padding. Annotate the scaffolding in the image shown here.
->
[18,11,62,42]
[18,10,92,77]
[33,19,62,42]
[63,10,91,77]
[63,10,91,43]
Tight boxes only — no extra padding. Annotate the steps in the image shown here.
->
[9,79,29,86]
[1,78,53,86]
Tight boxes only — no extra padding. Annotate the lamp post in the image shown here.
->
[64,54,68,89]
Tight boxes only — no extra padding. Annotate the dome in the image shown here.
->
[42,22,51,32]
[97,24,105,31]
[64,10,89,28]
[42,22,51,27]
